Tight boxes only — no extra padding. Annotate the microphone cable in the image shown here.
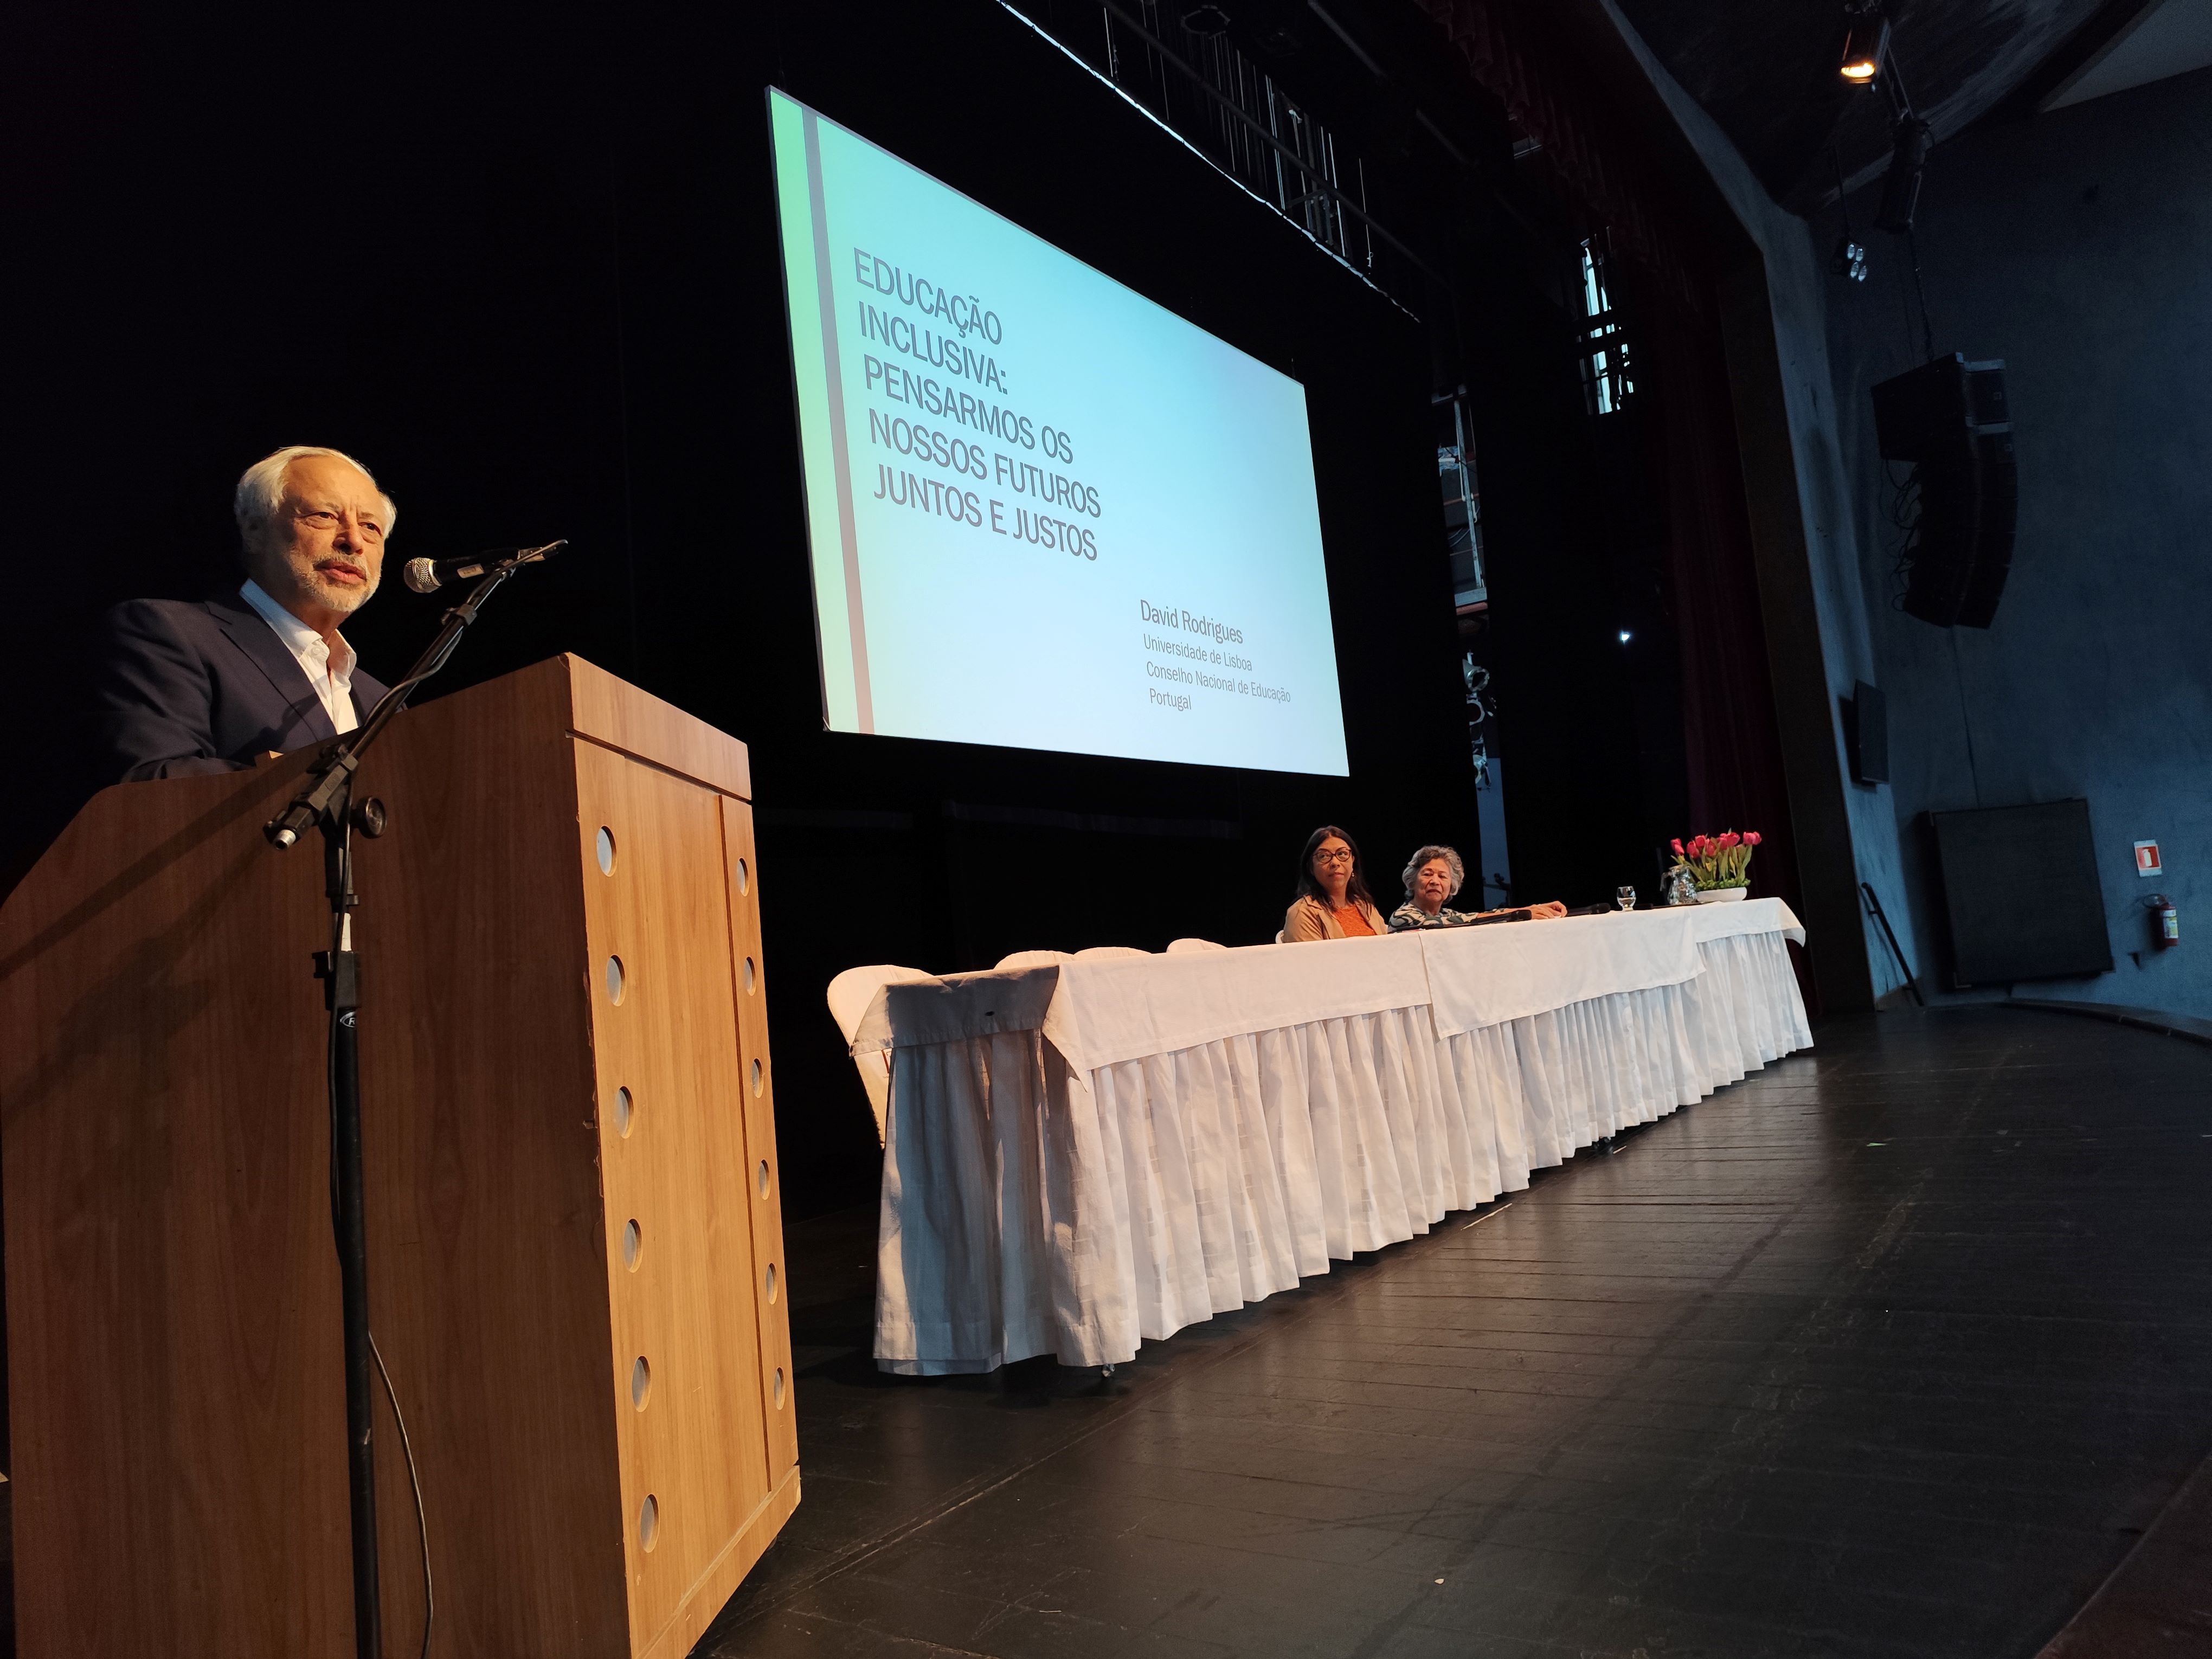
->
[371,1330,435,1659]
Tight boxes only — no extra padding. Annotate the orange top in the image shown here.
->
[1330,903,1376,938]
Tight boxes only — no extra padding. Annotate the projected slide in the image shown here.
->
[768,88,1349,776]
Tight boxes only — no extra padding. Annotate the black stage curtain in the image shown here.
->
[1421,0,1813,1007]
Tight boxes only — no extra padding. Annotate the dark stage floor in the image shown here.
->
[698,1005,2212,1659]
[2,1005,2205,1656]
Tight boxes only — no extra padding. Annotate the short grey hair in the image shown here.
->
[1401,844,1465,900]
[233,445,397,547]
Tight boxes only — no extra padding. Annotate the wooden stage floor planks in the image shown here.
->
[4,1002,2207,1657]
[697,1005,2212,1659]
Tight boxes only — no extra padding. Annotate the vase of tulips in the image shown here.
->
[1668,831,1761,901]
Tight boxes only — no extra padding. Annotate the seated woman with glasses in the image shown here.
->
[1386,844,1567,930]
[1284,826,1392,941]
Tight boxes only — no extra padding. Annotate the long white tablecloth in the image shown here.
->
[859,898,1811,1374]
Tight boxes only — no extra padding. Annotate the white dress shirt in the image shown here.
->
[239,579,360,735]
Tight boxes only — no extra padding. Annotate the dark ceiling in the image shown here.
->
[1094,0,2158,279]
[1193,0,2158,265]
[1611,0,2128,210]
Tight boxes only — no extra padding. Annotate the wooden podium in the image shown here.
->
[0,655,799,1657]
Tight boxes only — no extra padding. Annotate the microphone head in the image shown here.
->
[403,557,441,594]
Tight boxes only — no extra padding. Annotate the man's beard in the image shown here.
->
[298,561,379,613]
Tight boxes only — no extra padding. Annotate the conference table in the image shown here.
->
[850,898,1810,1375]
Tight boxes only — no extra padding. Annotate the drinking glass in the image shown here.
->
[1616,885,1638,911]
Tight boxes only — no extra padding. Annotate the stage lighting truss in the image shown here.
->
[996,1,1437,311]
[1435,385,1493,780]
[1464,658,1496,785]
[1578,236,1635,416]
[1437,389,1487,612]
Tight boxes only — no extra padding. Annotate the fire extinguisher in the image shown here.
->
[2149,894,2179,948]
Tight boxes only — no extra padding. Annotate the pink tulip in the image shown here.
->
[1671,838,1685,856]
[1745,831,1762,846]
[1719,832,1740,848]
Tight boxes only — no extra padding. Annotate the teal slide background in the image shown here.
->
[769,88,1349,776]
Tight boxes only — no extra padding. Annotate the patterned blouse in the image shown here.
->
[1387,902,1488,931]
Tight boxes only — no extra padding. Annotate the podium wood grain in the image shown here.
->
[0,655,797,1657]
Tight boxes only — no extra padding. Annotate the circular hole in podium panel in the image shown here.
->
[595,826,616,875]
[750,1057,763,1096]
[614,1086,633,1137]
[773,1367,786,1408]
[631,1355,651,1410]
[743,956,756,994]
[605,955,625,1005]
[736,856,750,895]
[622,1219,642,1271]
[764,1262,778,1303]
[639,1493,659,1552]
[756,1159,770,1199]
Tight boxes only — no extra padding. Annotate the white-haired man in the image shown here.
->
[93,446,397,781]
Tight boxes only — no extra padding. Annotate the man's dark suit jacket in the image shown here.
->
[93,593,391,783]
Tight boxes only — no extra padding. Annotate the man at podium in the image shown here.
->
[92,443,394,781]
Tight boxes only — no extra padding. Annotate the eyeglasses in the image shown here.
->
[1314,848,1355,865]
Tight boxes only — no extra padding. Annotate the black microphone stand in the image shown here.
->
[262,539,561,1659]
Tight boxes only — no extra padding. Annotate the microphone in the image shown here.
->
[403,539,566,593]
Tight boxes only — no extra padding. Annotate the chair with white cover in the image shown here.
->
[1165,937,1229,954]
[994,948,1072,970]
[1073,945,1150,960]
[825,964,937,1148]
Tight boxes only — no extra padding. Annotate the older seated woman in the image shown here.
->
[1284,826,1391,941]
[1387,844,1567,930]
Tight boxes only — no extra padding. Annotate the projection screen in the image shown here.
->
[769,87,1349,775]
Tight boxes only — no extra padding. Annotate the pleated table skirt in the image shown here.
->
[875,930,1811,1374]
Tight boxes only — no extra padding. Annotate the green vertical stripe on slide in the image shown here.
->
[803,106,873,734]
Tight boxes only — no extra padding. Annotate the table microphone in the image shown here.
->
[403,539,566,593]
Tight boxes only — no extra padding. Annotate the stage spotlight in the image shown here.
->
[1617,629,1632,644]
[1874,116,1932,233]
[1181,3,1231,35]
[1840,16,1889,83]
[1832,237,1869,281]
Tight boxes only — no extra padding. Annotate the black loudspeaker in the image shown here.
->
[1844,679,1888,783]
[1872,355,2016,629]
[1930,799,2112,986]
